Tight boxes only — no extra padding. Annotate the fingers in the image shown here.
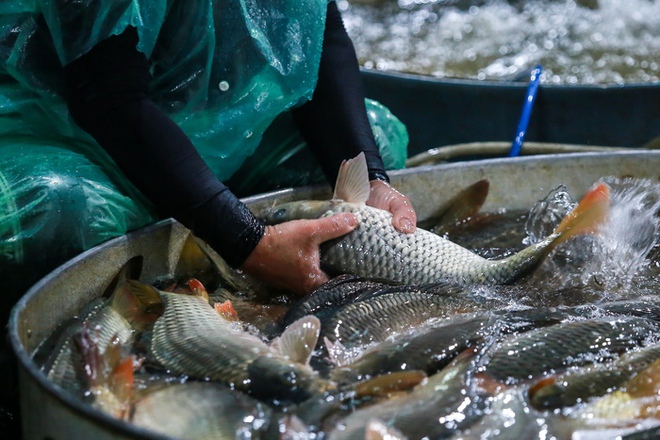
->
[309,212,359,243]
[240,216,356,297]
[368,180,417,234]
[391,199,417,234]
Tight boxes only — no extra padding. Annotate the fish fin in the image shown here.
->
[365,419,408,440]
[111,356,135,404]
[214,300,239,322]
[74,327,134,419]
[280,414,311,440]
[626,359,660,398]
[73,324,102,386]
[324,337,355,367]
[186,278,209,301]
[355,370,427,398]
[100,257,143,300]
[527,376,558,400]
[434,179,490,230]
[112,280,164,328]
[174,233,214,280]
[474,371,507,395]
[548,182,611,250]
[333,152,371,204]
[191,235,258,292]
[277,316,321,365]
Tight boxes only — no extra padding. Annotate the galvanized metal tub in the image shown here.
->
[10,151,660,440]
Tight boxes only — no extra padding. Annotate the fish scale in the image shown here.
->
[45,299,133,394]
[148,290,326,402]
[322,203,554,285]
[149,291,272,386]
[322,291,487,346]
[484,317,660,383]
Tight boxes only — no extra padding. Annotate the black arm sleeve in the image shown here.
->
[63,27,264,268]
[292,1,389,185]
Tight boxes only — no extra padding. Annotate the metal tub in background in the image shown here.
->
[10,151,660,440]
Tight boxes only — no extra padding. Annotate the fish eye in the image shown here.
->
[272,208,287,219]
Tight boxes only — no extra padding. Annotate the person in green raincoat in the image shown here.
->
[0,1,415,429]
[56,0,417,295]
[0,0,415,419]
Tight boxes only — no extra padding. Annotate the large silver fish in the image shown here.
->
[482,316,660,384]
[260,153,610,285]
[127,280,328,403]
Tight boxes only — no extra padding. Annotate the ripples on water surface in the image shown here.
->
[341,0,660,84]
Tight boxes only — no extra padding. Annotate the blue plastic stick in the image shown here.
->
[509,64,542,157]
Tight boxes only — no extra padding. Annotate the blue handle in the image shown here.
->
[509,64,542,157]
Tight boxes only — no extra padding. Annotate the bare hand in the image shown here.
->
[240,212,359,296]
[367,180,417,234]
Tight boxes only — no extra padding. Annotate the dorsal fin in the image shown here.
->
[333,152,371,204]
[274,315,321,365]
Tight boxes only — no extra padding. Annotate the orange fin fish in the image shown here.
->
[214,300,239,322]
[74,326,135,420]
[551,181,611,247]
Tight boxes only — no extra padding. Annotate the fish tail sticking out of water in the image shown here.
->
[487,180,611,282]
[214,300,240,321]
[109,278,165,330]
[547,181,611,247]
[260,153,611,285]
[74,326,135,420]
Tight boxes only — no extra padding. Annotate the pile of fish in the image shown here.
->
[39,155,660,439]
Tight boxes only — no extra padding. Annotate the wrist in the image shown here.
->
[368,169,390,183]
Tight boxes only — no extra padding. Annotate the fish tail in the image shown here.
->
[548,182,611,251]
[214,300,239,322]
[186,278,209,301]
[74,327,135,419]
[110,356,135,404]
[107,280,164,330]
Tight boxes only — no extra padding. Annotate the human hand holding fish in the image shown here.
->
[367,179,417,234]
[241,212,359,296]
[261,152,611,286]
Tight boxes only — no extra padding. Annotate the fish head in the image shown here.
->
[260,200,345,224]
[247,355,328,403]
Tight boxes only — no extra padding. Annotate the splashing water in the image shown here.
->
[341,0,660,84]
[587,178,660,289]
[522,178,660,297]
[444,178,660,308]
[524,184,576,244]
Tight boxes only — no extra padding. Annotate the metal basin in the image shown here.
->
[10,151,660,440]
